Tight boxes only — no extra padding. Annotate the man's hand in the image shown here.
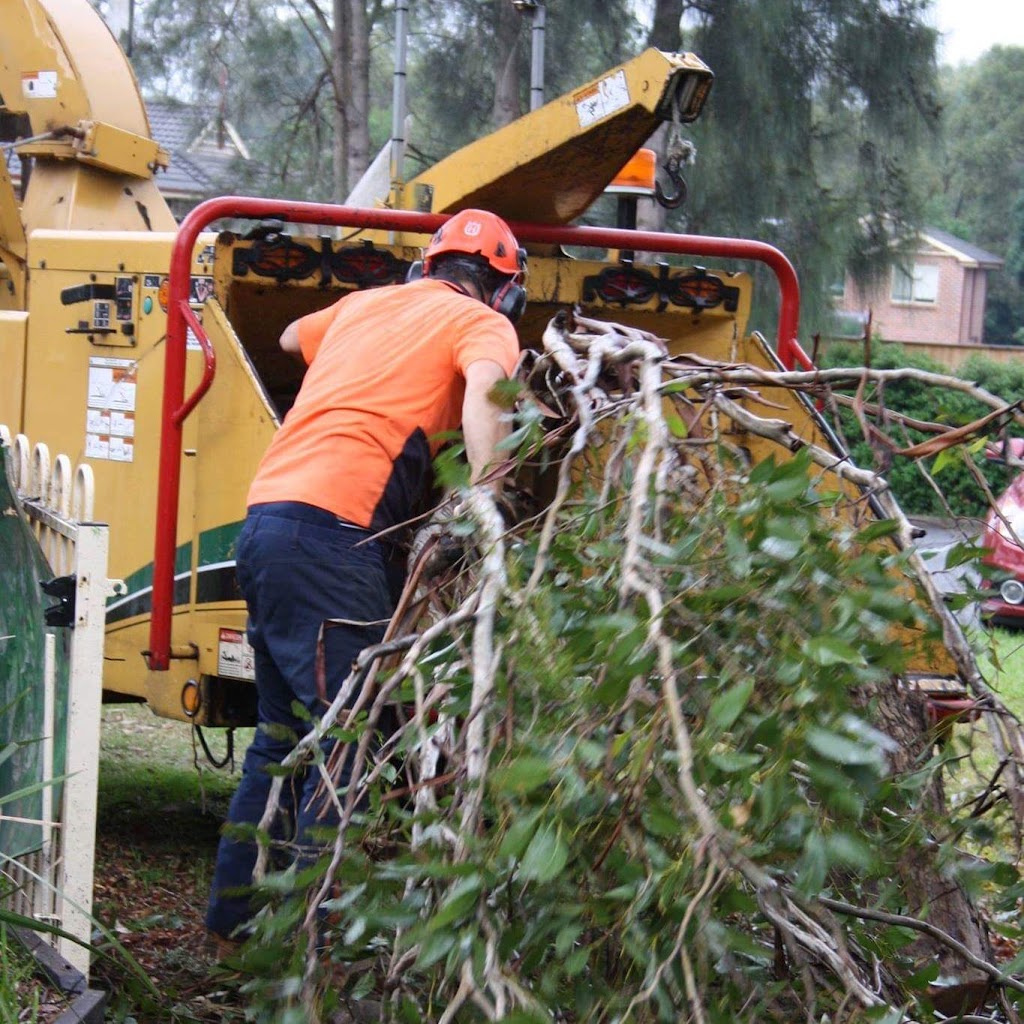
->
[409,485,522,581]
[408,496,469,578]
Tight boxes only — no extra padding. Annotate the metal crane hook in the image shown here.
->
[655,154,687,209]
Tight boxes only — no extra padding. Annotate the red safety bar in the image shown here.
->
[147,196,807,670]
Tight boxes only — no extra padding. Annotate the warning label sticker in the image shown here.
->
[574,70,630,128]
[218,628,256,681]
[85,434,109,460]
[108,436,134,463]
[86,357,137,462]
[22,71,58,100]
[88,357,137,412]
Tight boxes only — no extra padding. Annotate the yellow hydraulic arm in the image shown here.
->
[391,49,713,226]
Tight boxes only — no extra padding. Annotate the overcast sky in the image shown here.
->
[929,0,1024,65]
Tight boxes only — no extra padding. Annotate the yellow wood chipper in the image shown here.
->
[1,0,965,729]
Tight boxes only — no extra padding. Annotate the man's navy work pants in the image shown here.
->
[205,501,394,940]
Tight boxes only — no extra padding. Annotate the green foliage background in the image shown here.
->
[822,343,1024,518]
[98,0,961,340]
[677,0,941,339]
[88,2,1024,342]
[927,46,1024,343]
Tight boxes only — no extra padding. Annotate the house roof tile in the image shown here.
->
[147,100,247,198]
[923,226,1005,269]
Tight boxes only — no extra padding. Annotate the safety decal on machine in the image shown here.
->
[190,276,214,305]
[218,628,256,681]
[85,357,136,463]
[155,275,213,309]
[22,71,58,99]
[574,70,630,128]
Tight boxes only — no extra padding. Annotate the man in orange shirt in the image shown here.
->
[206,210,524,944]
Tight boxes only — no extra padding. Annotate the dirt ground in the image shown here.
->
[89,825,240,1020]
[88,707,248,1022]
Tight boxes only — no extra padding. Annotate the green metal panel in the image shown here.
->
[0,444,70,860]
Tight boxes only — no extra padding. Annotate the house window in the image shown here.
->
[892,263,939,304]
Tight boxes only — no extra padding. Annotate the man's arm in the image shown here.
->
[462,359,511,491]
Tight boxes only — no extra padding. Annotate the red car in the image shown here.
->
[981,439,1024,625]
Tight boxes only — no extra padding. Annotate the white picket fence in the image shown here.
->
[1,425,120,978]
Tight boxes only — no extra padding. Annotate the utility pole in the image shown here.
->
[390,0,410,192]
[105,0,135,57]
[511,1,546,111]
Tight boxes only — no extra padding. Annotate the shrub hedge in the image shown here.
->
[821,343,1024,518]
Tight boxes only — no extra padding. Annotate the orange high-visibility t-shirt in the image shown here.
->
[246,278,520,530]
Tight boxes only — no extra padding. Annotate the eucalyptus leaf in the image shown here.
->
[806,727,883,767]
[490,755,552,795]
[803,635,867,666]
[706,678,755,734]
[519,824,569,883]
[429,875,482,931]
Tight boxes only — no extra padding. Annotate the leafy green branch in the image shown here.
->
[236,311,1024,1023]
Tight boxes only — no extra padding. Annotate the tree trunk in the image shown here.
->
[636,0,684,235]
[635,125,669,235]
[491,1,523,129]
[331,0,349,202]
[346,0,371,193]
[649,0,683,51]
[863,679,992,1007]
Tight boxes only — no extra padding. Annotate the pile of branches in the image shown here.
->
[245,310,1024,1024]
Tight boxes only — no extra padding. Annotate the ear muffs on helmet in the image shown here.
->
[489,279,527,324]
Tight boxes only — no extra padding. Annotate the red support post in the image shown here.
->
[147,197,805,670]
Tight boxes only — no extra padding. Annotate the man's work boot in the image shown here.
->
[204,930,242,964]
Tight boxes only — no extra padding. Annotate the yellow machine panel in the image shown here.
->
[0,312,28,422]
[10,231,255,718]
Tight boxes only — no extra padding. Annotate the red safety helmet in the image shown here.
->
[423,209,527,278]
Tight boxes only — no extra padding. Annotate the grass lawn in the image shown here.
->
[99,704,247,816]
[982,627,1024,714]
[944,626,1024,856]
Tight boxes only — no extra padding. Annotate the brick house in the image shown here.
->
[836,227,1004,345]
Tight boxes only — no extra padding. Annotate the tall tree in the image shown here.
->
[122,0,642,200]
[491,1,525,128]
[128,0,384,202]
[335,0,372,196]
[635,0,684,235]
[405,0,641,172]
[933,45,1024,341]
[122,0,943,337]
[648,0,683,51]
[631,0,941,336]
[939,47,1024,245]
